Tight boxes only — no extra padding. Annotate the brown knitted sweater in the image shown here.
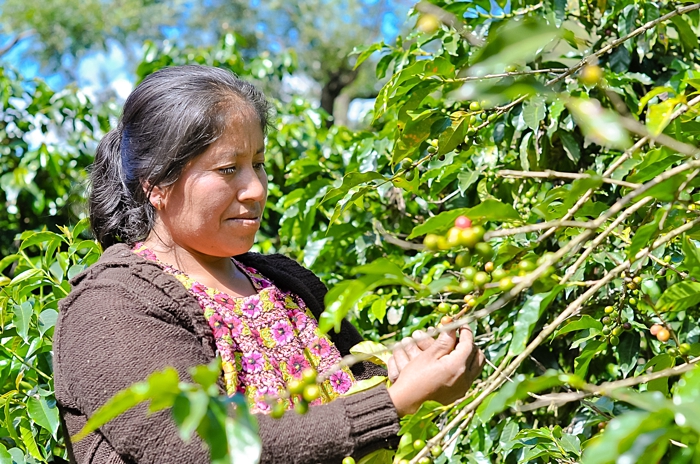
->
[54,244,399,464]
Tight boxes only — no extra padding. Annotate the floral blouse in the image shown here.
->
[132,244,355,413]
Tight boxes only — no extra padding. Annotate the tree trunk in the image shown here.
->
[320,67,357,127]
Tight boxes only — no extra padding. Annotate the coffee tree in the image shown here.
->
[273,0,700,462]
[5,0,700,462]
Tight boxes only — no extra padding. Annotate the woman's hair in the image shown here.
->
[89,65,272,249]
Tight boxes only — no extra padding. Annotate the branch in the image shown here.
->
[0,30,35,57]
[415,1,484,46]
[498,169,642,189]
[518,359,700,412]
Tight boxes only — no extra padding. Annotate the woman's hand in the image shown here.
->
[387,327,484,416]
[387,328,436,383]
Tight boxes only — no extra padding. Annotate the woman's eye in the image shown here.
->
[254,163,266,171]
[219,166,236,174]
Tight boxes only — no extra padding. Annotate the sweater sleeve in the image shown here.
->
[55,282,213,464]
[56,268,399,464]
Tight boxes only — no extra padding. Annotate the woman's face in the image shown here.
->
[155,106,268,258]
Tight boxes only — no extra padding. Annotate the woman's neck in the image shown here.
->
[141,233,257,298]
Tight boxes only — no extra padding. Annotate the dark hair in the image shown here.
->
[89,65,272,248]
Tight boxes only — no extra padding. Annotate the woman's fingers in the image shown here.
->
[412,329,434,351]
[387,356,399,383]
[444,327,478,369]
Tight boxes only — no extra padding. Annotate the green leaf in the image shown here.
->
[681,236,700,279]
[408,199,519,239]
[637,86,674,115]
[12,301,33,343]
[457,170,480,194]
[19,425,42,461]
[567,98,631,150]
[626,147,682,183]
[349,341,392,365]
[657,281,700,312]
[470,19,560,76]
[558,130,580,163]
[172,390,209,441]
[553,315,602,338]
[19,231,63,251]
[344,376,387,396]
[581,410,672,464]
[351,42,384,69]
[574,340,606,378]
[523,96,546,131]
[477,371,562,423]
[509,288,562,356]
[646,98,678,136]
[319,279,369,333]
[27,397,59,438]
[10,268,42,286]
[670,16,699,53]
[73,367,180,441]
[357,448,394,464]
[0,444,12,464]
[321,172,384,205]
[37,308,58,337]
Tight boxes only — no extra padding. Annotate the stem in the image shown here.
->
[498,169,641,189]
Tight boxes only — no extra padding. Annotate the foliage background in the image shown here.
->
[3,0,700,463]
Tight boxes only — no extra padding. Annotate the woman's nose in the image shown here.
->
[237,167,267,203]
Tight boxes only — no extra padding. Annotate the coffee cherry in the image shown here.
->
[431,445,443,457]
[602,326,611,335]
[436,236,450,251]
[604,306,614,314]
[633,276,642,285]
[612,326,623,336]
[288,380,305,395]
[499,277,514,291]
[668,347,680,357]
[491,268,507,281]
[466,297,478,308]
[271,402,286,419]
[455,215,472,229]
[628,298,637,305]
[580,65,603,86]
[622,322,632,330]
[417,14,440,33]
[303,384,320,402]
[413,439,427,450]
[679,343,692,355]
[601,316,612,325]
[424,234,440,250]
[462,266,477,280]
[458,228,481,248]
[469,101,481,112]
[610,335,620,346]
[650,324,662,336]
[473,271,491,287]
[405,170,415,181]
[455,251,471,268]
[519,259,536,272]
[451,303,460,312]
[470,225,486,242]
[400,158,413,170]
[302,368,317,384]
[295,400,309,414]
[437,302,450,313]
[418,458,432,464]
[440,315,453,325]
[656,328,671,343]
[484,261,494,273]
[459,280,475,293]
[475,242,494,259]
[446,227,462,247]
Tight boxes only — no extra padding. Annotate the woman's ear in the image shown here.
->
[144,183,167,211]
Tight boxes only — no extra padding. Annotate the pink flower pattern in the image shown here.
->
[132,243,355,414]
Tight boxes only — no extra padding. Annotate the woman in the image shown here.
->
[54,65,484,464]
